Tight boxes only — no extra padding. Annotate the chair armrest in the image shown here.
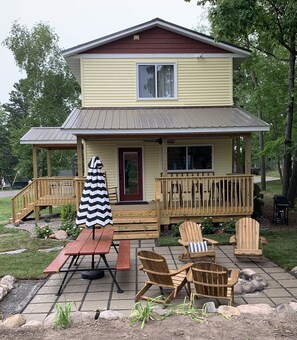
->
[178,239,189,247]
[229,235,236,244]
[203,237,218,245]
[228,268,240,286]
[260,236,267,245]
[170,262,192,276]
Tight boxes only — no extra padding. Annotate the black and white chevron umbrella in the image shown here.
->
[76,156,113,238]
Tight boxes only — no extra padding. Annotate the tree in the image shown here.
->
[2,21,81,179]
[187,0,297,204]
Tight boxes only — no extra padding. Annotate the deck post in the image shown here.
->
[47,149,53,215]
[162,138,168,176]
[245,134,252,175]
[33,145,38,179]
[77,137,83,177]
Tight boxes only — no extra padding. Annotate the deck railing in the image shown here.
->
[155,174,254,218]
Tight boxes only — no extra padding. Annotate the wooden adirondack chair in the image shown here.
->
[229,217,267,261]
[188,262,239,306]
[136,250,192,305]
[178,221,218,262]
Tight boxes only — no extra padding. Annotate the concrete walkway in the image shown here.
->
[22,241,297,322]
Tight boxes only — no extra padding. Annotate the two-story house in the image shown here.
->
[17,18,269,237]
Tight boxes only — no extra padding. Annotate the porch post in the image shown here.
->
[77,136,83,177]
[46,149,52,214]
[46,149,52,177]
[162,137,168,175]
[245,134,252,174]
[235,137,241,173]
[32,145,38,179]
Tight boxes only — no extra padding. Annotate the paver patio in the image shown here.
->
[22,241,297,322]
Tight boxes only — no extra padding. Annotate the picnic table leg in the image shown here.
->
[100,254,124,293]
[56,255,77,296]
[112,241,118,254]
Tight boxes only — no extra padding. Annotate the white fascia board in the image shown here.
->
[20,140,76,145]
[62,126,270,135]
[71,53,246,59]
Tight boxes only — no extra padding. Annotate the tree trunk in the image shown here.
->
[283,46,296,196]
[287,157,297,207]
[250,69,266,191]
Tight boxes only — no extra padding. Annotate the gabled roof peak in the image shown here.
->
[63,17,250,58]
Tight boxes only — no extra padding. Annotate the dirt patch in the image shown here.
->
[1,313,297,339]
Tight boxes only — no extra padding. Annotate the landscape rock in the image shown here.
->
[52,230,68,240]
[22,320,43,327]
[251,274,268,287]
[241,282,257,294]
[43,314,55,328]
[0,314,26,328]
[99,310,124,320]
[237,304,274,315]
[70,311,95,325]
[275,303,296,314]
[240,269,257,280]
[205,301,217,313]
[218,305,241,317]
[288,301,297,311]
[290,266,297,278]
[0,285,10,300]
[0,275,16,290]
[38,246,64,253]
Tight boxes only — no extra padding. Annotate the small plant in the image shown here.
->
[252,184,264,218]
[174,294,207,322]
[58,220,82,240]
[171,223,181,237]
[60,204,76,223]
[219,218,237,234]
[35,224,53,239]
[201,217,216,234]
[130,297,172,329]
[53,302,72,329]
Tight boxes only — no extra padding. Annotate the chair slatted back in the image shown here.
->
[138,250,173,286]
[192,263,228,298]
[235,217,260,250]
[179,221,203,243]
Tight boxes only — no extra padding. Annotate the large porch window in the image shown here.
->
[167,145,213,171]
[137,63,176,99]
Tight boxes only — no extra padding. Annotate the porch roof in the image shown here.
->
[61,106,270,136]
[20,127,76,147]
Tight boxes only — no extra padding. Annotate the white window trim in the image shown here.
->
[136,62,177,100]
[167,144,214,172]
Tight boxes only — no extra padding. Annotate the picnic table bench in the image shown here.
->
[44,228,130,295]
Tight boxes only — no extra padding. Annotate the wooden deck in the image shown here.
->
[12,174,254,238]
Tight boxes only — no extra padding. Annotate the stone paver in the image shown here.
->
[21,245,297,322]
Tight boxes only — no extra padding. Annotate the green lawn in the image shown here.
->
[0,197,66,278]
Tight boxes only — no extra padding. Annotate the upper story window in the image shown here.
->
[137,63,176,99]
[167,145,213,171]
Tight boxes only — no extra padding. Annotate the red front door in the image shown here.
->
[119,148,143,202]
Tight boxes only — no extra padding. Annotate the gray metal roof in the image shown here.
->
[61,106,270,135]
[20,127,76,145]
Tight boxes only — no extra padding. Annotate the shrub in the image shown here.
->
[171,223,181,237]
[35,224,53,239]
[60,204,76,223]
[59,220,82,240]
[201,217,216,234]
[219,218,237,234]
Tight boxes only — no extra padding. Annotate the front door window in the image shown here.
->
[119,148,143,201]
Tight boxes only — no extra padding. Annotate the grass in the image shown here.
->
[0,196,66,279]
[0,197,13,224]
[263,230,297,270]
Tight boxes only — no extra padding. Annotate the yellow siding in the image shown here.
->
[81,58,233,107]
[170,139,232,176]
[84,139,160,201]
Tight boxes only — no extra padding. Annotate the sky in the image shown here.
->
[0,0,207,104]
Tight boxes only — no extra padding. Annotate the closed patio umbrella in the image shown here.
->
[76,155,113,239]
